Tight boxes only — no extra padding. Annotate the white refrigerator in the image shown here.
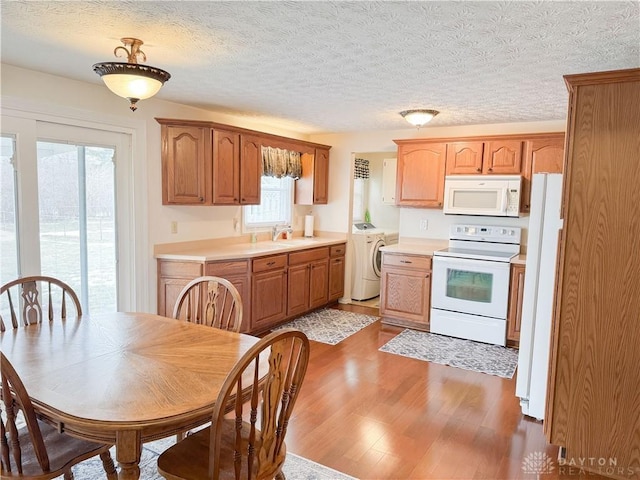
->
[515,173,563,420]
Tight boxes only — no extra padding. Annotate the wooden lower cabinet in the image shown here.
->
[157,242,347,334]
[157,261,203,317]
[328,244,346,302]
[380,253,432,331]
[205,260,250,333]
[287,247,329,316]
[506,263,526,347]
[251,254,288,332]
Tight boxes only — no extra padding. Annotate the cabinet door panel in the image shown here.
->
[313,148,330,204]
[251,269,287,330]
[163,125,210,204]
[158,277,193,318]
[287,264,310,317]
[396,143,446,207]
[521,134,565,213]
[212,129,241,205]
[446,142,484,174]
[328,256,345,302]
[482,140,523,174]
[240,135,262,205]
[506,263,525,345]
[380,266,430,324]
[309,259,329,309]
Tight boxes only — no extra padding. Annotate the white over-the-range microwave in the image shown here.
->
[443,175,522,217]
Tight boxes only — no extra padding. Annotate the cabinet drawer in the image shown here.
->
[330,244,346,257]
[205,260,249,276]
[382,254,431,270]
[159,261,203,278]
[252,254,287,273]
[288,247,329,265]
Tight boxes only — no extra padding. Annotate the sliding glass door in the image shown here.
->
[1,118,133,314]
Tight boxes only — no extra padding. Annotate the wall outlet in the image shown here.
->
[419,219,428,231]
[170,221,178,234]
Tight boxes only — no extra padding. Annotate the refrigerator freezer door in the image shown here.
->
[515,173,563,420]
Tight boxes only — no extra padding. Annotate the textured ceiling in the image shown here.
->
[1,1,639,133]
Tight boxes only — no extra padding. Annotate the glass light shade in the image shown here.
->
[93,61,171,111]
[400,109,440,127]
[102,74,163,100]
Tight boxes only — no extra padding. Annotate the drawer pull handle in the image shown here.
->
[426,274,430,278]
[266,261,276,266]
[400,260,412,264]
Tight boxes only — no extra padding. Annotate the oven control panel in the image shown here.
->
[450,224,521,244]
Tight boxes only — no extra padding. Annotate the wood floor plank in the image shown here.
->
[282,304,608,479]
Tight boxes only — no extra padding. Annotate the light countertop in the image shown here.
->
[380,238,449,256]
[381,238,527,265]
[155,236,347,262]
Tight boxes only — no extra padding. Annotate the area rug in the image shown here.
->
[274,308,379,345]
[379,329,519,378]
[55,436,357,479]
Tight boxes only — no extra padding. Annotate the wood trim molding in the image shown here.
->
[155,117,331,154]
[393,131,565,146]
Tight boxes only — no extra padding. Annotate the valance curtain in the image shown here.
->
[262,146,302,179]
[354,158,370,179]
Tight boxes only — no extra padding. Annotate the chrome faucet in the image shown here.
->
[272,224,293,241]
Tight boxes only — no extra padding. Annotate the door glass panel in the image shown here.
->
[0,135,19,286]
[37,141,116,313]
[445,268,493,303]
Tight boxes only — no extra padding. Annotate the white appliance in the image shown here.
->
[351,223,386,301]
[443,175,522,217]
[431,225,522,346]
[516,173,563,420]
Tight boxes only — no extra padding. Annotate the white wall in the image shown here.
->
[2,63,566,309]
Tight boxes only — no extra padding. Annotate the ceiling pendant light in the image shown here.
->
[399,109,440,128]
[93,37,171,112]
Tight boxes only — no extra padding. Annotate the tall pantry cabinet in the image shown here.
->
[545,68,640,479]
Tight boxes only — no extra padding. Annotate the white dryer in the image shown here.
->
[351,223,386,301]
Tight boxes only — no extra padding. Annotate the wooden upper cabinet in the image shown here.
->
[161,125,211,205]
[212,129,241,205]
[445,142,484,174]
[157,118,331,207]
[520,134,565,213]
[446,140,523,175]
[296,147,330,205]
[239,135,263,205]
[395,142,447,207]
[313,147,330,204]
[482,140,524,174]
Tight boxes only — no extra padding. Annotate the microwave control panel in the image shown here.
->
[507,188,520,215]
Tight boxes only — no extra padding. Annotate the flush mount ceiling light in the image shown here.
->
[399,109,440,128]
[93,37,171,112]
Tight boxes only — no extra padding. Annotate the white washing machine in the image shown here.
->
[351,223,386,301]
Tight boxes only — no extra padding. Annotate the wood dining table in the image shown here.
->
[0,311,262,479]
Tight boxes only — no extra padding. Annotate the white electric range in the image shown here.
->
[430,224,521,346]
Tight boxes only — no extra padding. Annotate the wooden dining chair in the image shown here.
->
[0,352,117,479]
[157,328,310,480]
[0,276,82,332]
[172,276,243,333]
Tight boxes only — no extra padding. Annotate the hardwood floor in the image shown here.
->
[283,304,608,479]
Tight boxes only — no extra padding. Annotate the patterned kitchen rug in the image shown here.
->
[54,436,357,479]
[379,329,519,378]
[274,308,379,345]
